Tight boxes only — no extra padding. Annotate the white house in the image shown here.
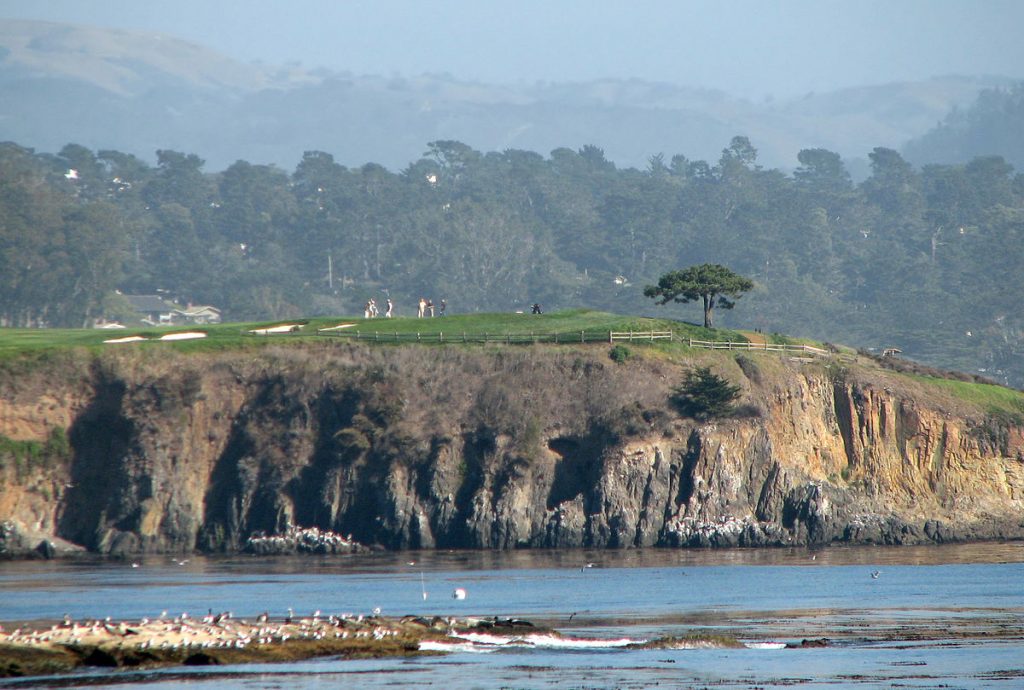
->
[173,305,222,325]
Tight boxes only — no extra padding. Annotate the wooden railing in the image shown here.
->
[315,329,672,344]
[302,328,830,357]
[609,331,673,343]
[686,338,829,356]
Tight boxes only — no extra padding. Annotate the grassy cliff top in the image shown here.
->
[2,309,1020,417]
[0,309,740,356]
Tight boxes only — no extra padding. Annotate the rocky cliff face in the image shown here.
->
[1,343,1022,556]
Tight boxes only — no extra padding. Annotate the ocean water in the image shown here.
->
[2,543,1023,689]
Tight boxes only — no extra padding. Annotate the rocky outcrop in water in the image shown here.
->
[1,342,1022,555]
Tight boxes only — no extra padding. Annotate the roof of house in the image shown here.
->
[174,305,221,316]
[124,294,173,313]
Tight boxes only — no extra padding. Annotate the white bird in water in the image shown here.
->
[581,562,596,573]
[452,587,467,600]
[871,570,881,579]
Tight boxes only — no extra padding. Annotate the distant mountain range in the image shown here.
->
[0,19,1016,173]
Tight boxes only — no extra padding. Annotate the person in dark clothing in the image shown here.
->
[531,303,542,314]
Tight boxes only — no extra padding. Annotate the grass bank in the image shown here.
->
[0,310,743,358]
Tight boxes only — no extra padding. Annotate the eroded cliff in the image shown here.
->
[1,342,1022,556]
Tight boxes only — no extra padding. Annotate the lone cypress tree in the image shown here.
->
[644,264,754,328]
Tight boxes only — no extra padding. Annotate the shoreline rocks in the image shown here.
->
[243,525,365,555]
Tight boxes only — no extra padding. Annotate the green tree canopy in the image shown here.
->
[643,264,754,328]
[671,366,742,419]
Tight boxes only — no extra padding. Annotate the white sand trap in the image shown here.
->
[319,323,357,331]
[248,323,303,335]
[159,331,207,341]
[103,335,148,344]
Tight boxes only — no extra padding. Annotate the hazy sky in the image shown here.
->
[2,0,1022,98]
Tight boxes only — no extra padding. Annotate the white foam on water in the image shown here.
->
[450,631,644,650]
[521,633,641,649]
[418,640,497,654]
[451,632,518,646]
[744,641,787,650]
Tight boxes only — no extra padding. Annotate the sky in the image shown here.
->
[2,0,1023,99]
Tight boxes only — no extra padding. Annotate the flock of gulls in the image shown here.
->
[243,525,361,555]
[0,608,421,654]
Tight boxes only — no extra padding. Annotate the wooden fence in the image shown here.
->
[609,331,673,343]
[315,329,672,345]
[286,328,830,357]
[685,338,830,356]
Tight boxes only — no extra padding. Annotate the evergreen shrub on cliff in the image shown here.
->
[671,367,741,420]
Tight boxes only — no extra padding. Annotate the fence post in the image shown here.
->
[440,331,443,342]
[609,331,613,344]
[581,331,585,343]
[463,332,467,343]
[417,332,420,342]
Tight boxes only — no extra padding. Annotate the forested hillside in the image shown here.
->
[1,136,1023,386]
[904,83,1024,172]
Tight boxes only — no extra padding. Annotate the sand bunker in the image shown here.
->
[248,324,303,335]
[103,336,148,344]
[158,332,207,341]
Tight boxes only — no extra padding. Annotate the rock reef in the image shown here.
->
[0,612,537,678]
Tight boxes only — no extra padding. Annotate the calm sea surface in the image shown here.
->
[2,543,1023,689]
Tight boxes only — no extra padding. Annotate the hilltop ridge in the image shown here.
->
[0,20,1010,171]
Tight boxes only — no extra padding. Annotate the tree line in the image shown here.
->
[1,136,1022,386]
